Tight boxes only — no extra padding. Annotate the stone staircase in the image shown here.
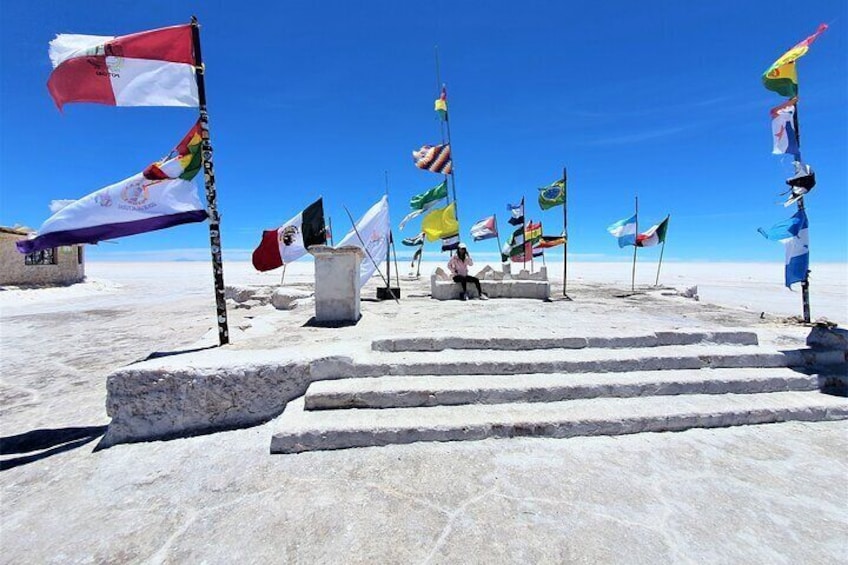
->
[270,331,848,454]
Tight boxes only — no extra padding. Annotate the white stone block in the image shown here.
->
[311,246,364,323]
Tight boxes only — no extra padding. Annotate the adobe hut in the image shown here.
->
[0,226,85,286]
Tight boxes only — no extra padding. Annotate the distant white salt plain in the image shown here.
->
[1,260,846,325]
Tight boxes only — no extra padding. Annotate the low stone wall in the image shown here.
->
[430,265,550,300]
[100,354,356,448]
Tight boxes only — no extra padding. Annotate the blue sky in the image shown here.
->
[1,0,846,263]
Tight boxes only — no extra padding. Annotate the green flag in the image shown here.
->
[538,179,565,210]
[410,180,448,211]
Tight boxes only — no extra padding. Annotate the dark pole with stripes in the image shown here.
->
[191,16,229,346]
[563,166,570,299]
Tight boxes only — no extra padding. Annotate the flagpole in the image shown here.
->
[493,213,503,262]
[793,103,812,323]
[434,46,458,225]
[631,195,638,293]
[280,263,287,286]
[416,243,423,277]
[655,215,668,287]
[562,166,570,299]
[522,196,527,271]
[342,205,399,304]
[328,216,334,246]
[191,16,229,346]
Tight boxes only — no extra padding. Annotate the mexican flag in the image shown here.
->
[636,216,670,248]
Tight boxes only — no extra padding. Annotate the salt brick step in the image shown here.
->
[352,345,846,378]
[270,391,848,454]
[371,330,759,352]
[304,368,826,410]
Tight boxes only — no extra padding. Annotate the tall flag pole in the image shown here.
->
[493,214,503,260]
[654,215,670,286]
[562,167,570,298]
[191,16,229,346]
[434,47,458,214]
[762,24,826,323]
[631,196,638,293]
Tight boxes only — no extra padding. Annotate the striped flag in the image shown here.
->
[636,216,670,248]
[47,24,198,110]
[507,199,524,226]
[500,226,525,261]
[607,214,637,248]
[413,144,452,174]
[470,215,497,241]
[758,209,809,288]
[763,24,828,98]
[402,233,425,247]
[441,233,460,252]
[536,234,566,249]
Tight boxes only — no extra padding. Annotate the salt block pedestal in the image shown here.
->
[310,245,364,323]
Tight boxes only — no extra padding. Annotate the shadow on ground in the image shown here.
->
[1,426,107,471]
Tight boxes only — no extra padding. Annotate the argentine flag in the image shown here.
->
[758,209,809,288]
[607,214,637,248]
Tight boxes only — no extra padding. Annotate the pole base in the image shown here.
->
[377,287,401,301]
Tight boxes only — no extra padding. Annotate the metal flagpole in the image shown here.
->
[562,166,570,299]
[191,16,229,346]
[792,103,812,323]
[327,216,334,246]
[631,195,638,293]
[654,215,669,287]
[280,263,287,286]
[522,196,527,271]
[493,213,503,261]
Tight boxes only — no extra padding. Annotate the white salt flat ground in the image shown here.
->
[0,260,846,563]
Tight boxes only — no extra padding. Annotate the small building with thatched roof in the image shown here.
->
[0,226,85,286]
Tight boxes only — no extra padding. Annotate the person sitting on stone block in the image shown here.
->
[448,243,488,301]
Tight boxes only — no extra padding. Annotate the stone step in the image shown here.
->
[304,368,828,410]
[270,391,848,454]
[350,345,846,378]
[371,330,759,352]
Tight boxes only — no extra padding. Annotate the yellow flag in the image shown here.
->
[421,202,458,241]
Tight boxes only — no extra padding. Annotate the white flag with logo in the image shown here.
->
[336,195,390,288]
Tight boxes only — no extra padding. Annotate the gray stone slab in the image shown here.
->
[271,391,848,453]
[303,368,824,410]
[371,331,759,352]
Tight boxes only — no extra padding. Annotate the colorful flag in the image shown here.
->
[399,180,449,229]
[500,226,525,261]
[532,247,545,258]
[470,215,497,241]
[413,144,452,174]
[538,179,565,210]
[507,199,524,226]
[421,202,458,242]
[536,234,566,249]
[336,195,391,287]
[770,99,800,157]
[47,24,199,110]
[402,232,425,247]
[607,214,637,248]
[251,198,325,272]
[16,122,207,254]
[758,209,809,288]
[762,24,828,98]
[636,216,670,247]
[434,86,448,121]
[524,221,542,245]
[441,234,460,252]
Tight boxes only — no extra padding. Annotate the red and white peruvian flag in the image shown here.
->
[47,24,199,110]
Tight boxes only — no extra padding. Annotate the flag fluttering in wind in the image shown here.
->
[501,226,525,261]
[16,122,207,254]
[413,144,452,174]
[434,86,447,121]
[770,99,800,157]
[507,199,524,226]
[399,180,448,229]
[758,209,809,288]
[538,180,565,210]
[470,215,497,242]
[525,221,542,246]
[47,24,199,110]
[251,198,325,272]
[762,24,828,98]
[636,216,670,248]
[421,202,458,242]
[402,232,425,247]
[336,195,391,288]
[536,234,566,249]
[441,234,460,252]
[607,214,637,248]
[411,247,423,266]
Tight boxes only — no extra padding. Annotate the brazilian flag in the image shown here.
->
[538,180,565,210]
